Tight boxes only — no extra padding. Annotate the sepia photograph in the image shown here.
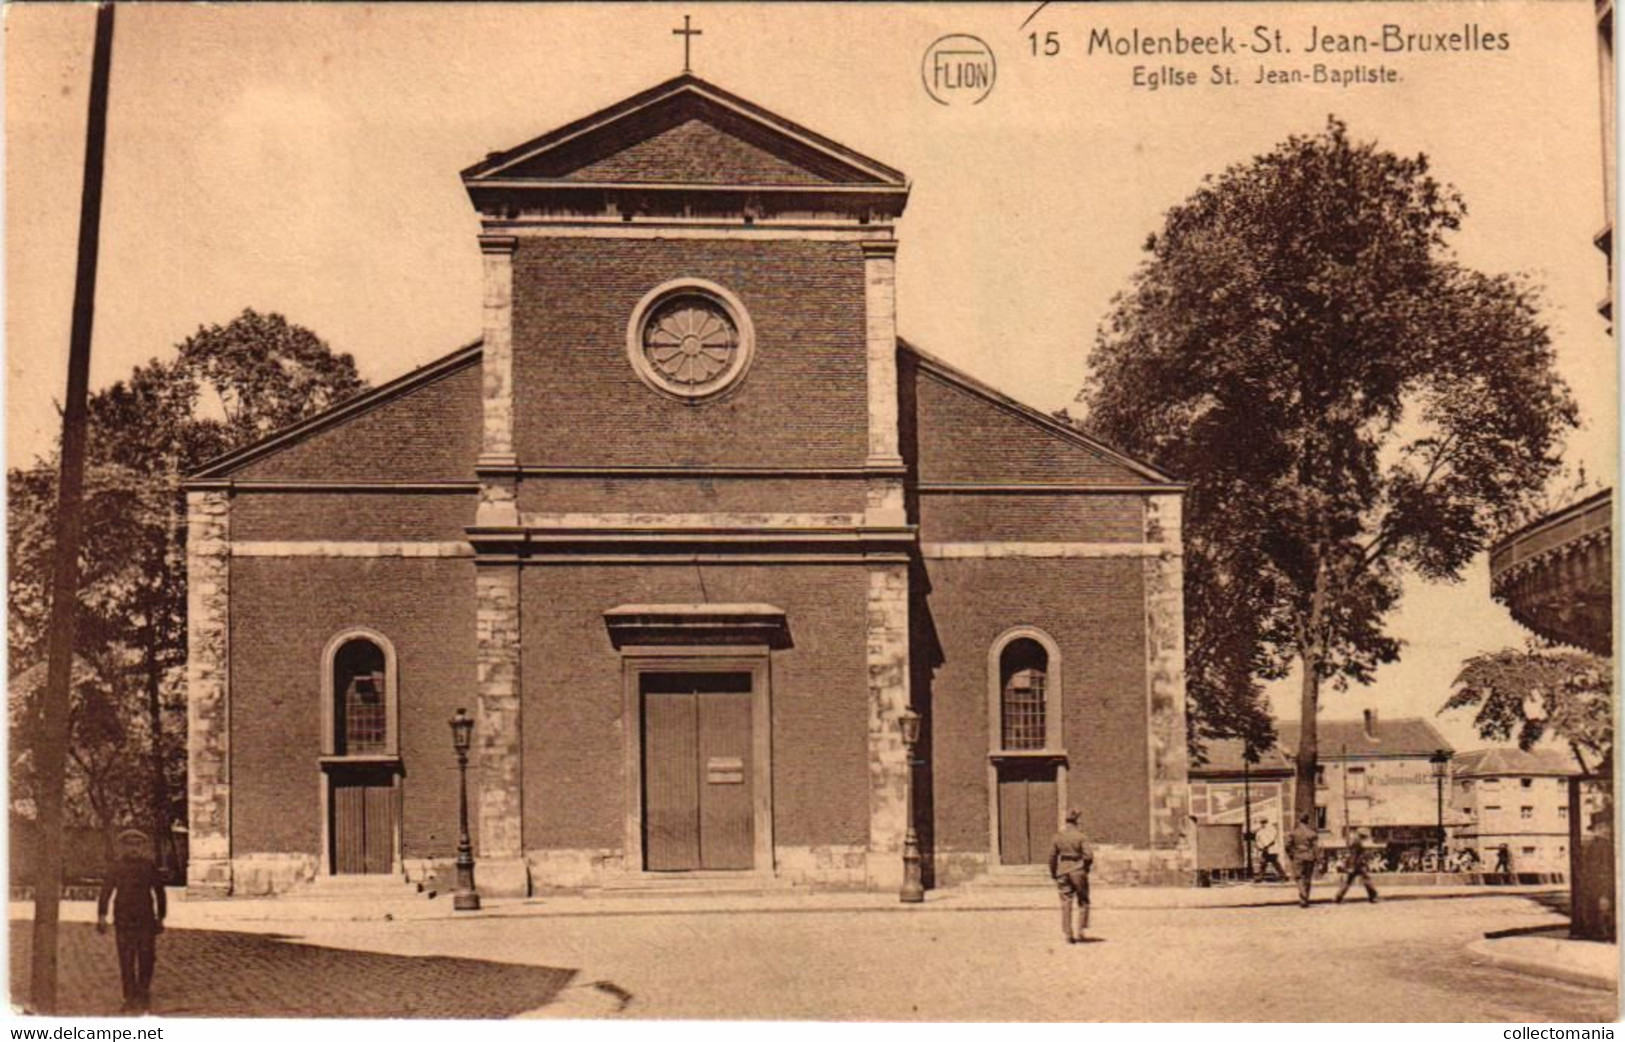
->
[3,0,1618,1026]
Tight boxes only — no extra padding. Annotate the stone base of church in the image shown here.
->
[775,844,870,888]
[526,848,627,889]
[928,847,1195,888]
[931,852,994,887]
[185,857,234,898]
[1091,844,1195,886]
[475,856,532,898]
[225,853,320,896]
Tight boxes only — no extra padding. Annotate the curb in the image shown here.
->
[1464,939,1620,992]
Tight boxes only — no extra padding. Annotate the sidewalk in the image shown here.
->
[1466,931,1620,992]
[10,879,1568,928]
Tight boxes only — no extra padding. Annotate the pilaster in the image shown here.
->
[186,489,232,895]
[865,561,911,889]
[477,233,519,527]
[475,562,529,895]
[862,239,906,527]
[1143,493,1191,856]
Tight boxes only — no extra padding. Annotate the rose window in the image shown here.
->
[642,297,739,388]
[627,281,755,401]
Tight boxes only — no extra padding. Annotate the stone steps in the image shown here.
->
[574,874,816,900]
[282,875,429,902]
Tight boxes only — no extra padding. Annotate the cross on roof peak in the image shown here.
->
[673,15,702,74]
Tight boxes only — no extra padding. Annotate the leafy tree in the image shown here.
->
[1445,645,1612,774]
[9,309,364,849]
[1079,118,1577,818]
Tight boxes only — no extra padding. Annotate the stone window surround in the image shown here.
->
[985,625,1068,868]
[625,277,757,404]
[317,627,402,879]
[319,627,401,759]
[618,648,775,878]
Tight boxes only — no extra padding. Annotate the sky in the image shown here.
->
[5,2,1616,754]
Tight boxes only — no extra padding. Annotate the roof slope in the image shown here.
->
[189,341,484,482]
[1190,737,1295,775]
[463,74,906,188]
[1453,747,1581,777]
[902,341,1180,487]
[1275,718,1453,759]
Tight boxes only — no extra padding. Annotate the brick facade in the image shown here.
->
[186,73,1188,896]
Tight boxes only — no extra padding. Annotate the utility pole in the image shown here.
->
[30,2,116,1013]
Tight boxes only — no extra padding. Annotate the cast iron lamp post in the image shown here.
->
[1431,748,1450,870]
[450,708,481,911]
[1242,743,1256,880]
[899,707,925,904]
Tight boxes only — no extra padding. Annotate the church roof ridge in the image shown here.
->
[461,72,907,188]
[899,339,1183,487]
[188,338,484,482]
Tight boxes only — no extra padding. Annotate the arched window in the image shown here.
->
[987,627,1063,753]
[1000,639,1049,750]
[322,629,398,758]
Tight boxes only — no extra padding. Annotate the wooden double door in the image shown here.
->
[997,760,1060,865]
[642,672,755,871]
[329,765,396,875]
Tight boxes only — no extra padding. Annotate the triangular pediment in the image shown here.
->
[463,75,905,188]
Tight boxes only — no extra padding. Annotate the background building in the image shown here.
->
[1187,738,1294,876]
[1277,713,1456,860]
[1451,748,1580,874]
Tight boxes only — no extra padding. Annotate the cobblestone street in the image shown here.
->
[9,922,574,1017]
[9,890,1616,1020]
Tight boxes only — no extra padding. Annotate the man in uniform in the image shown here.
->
[1335,827,1379,903]
[97,828,166,1013]
[1286,812,1320,908]
[1049,808,1094,944]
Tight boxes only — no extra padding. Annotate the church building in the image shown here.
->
[184,72,1191,896]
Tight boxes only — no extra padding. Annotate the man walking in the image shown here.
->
[1049,808,1094,944]
[1335,827,1379,903]
[1254,817,1285,881]
[1286,812,1320,908]
[97,829,166,1013]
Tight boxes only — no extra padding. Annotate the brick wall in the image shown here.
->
[229,557,475,862]
[518,476,866,517]
[511,238,867,468]
[916,494,1144,542]
[917,557,1150,852]
[232,492,474,541]
[233,358,482,482]
[519,562,870,854]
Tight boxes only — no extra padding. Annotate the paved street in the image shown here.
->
[9,922,574,1017]
[12,890,1612,1020]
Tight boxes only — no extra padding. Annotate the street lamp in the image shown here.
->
[1242,743,1256,881]
[1430,749,1450,871]
[450,708,481,911]
[899,707,924,904]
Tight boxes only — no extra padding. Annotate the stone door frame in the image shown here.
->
[620,647,775,878]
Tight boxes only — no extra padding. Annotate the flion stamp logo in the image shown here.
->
[922,34,996,105]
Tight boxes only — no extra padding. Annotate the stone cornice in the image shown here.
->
[916,482,1187,494]
[218,481,479,494]
[512,464,897,479]
[921,542,1180,559]
[466,522,916,559]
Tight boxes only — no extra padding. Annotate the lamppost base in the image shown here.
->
[899,880,924,904]
[453,891,482,912]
